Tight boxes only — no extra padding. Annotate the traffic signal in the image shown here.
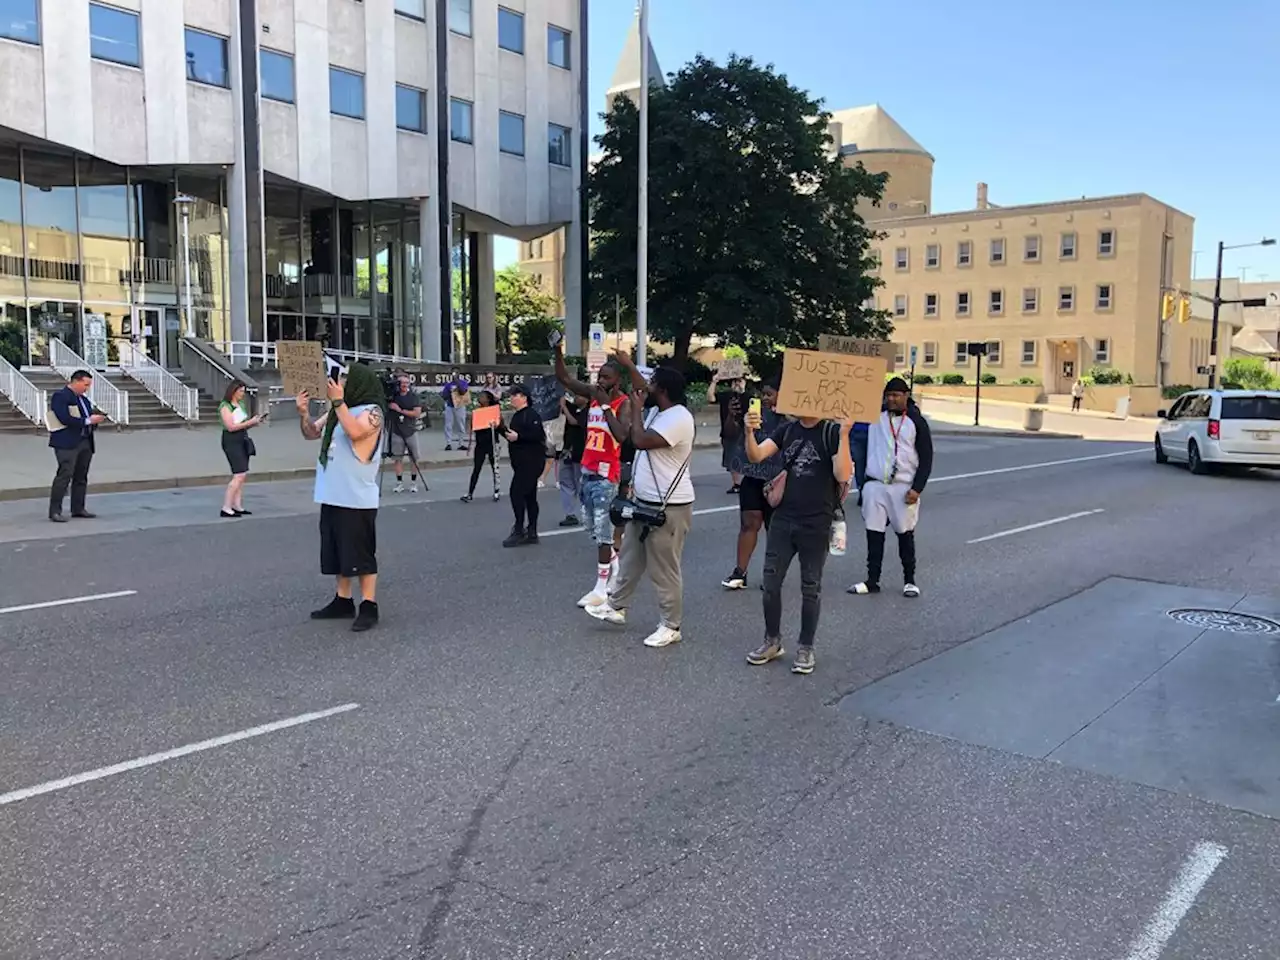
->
[1162,292,1176,321]
[1178,298,1192,324]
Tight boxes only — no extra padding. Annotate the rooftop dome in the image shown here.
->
[828,104,932,161]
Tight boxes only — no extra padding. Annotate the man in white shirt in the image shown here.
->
[587,366,695,649]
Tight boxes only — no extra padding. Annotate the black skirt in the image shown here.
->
[222,430,254,475]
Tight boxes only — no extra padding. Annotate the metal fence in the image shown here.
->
[49,338,130,425]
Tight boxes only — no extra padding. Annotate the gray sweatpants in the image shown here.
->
[608,501,693,630]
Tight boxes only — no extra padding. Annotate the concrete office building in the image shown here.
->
[0,0,586,370]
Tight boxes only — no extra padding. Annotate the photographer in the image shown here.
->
[387,374,423,494]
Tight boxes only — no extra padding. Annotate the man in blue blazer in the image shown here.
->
[48,369,106,523]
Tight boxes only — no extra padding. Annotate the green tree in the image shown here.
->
[589,54,889,368]
[0,320,25,368]
[1222,356,1278,390]
[495,264,557,354]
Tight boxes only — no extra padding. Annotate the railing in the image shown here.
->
[215,339,422,370]
[118,341,200,421]
[178,338,265,416]
[0,355,46,426]
[49,338,130,425]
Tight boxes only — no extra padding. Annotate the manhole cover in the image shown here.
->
[1167,608,1280,637]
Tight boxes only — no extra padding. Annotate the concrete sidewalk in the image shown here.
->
[0,409,1078,501]
[919,395,1157,443]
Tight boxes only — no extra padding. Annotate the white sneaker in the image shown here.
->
[393,483,404,494]
[577,590,608,608]
[903,583,921,598]
[586,603,626,625]
[643,625,682,648]
[409,483,418,494]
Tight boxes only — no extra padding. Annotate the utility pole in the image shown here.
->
[1209,237,1276,388]
[635,0,650,367]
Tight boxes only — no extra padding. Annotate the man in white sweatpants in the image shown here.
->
[848,377,933,598]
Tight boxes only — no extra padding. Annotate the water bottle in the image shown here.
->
[829,518,847,557]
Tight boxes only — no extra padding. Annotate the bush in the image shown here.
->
[1162,384,1193,399]
[911,373,933,385]
[1087,365,1125,385]
[980,373,997,385]
[1222,356,1279,390]
[680,356,717,384]
[513,315,563,355]
[941,373,965,385]
[1016,376,1038,385]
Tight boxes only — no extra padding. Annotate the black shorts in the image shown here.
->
[319,504,378,577]
[222,432,253,475]
[739,477,774,518]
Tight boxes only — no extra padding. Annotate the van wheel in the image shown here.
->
[1154,436,1168,464]
[1188,441,1208,475]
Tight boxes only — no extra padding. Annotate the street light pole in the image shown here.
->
[174,194,195,339]
[1208,240,1224,389]
[635,0,649,368]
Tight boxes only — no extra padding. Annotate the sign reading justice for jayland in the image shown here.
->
[775,348,889,422]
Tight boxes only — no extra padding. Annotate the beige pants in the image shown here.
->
[608,501,693,629]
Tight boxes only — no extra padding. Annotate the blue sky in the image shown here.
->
[497,0,1280,281]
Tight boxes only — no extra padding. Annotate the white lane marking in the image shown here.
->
[966,509,1106,545]
[1121,840,1228,960]
[0,590,138,616]
[0,703,360,808]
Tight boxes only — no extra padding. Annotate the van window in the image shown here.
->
[1220,396,1280,421]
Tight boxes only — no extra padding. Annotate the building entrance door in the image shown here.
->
[133,306,184,369]
[1053,340,1080,394]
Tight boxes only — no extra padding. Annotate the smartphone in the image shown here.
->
[547,330,563,349]
[748,398,762,417]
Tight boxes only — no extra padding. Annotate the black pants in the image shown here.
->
[468,444,500,496]
[510,460,541,532]
[50,440,93,518]
[762,517,830,648]
[866,529,917,585]
[1071,396,1082,411]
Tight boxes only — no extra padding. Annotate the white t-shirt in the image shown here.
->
[633,405,696,505]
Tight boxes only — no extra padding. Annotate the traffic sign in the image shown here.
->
[588,323,606,352]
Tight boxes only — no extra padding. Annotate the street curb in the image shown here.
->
[930,426,1083,440]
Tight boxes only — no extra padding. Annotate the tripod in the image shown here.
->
[380,421,428,495]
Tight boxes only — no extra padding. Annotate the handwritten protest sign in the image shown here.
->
[716,356,745,380]
[817,335,896,371]
[472,404,503,430]
[775,348,889,423]
[276,340,328,399]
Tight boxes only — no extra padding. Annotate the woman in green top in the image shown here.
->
[219,381,267,518]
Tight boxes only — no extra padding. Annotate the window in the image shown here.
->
[1021,340,1037,364]
[989,289,1004,315]
[498,7,524,53]
[1098,229,1115,257]
[1024,235,1040,262]
[1058,285,1075,311]
[894,343,907,367]
[924,293,938,317]
[0,0,39,44]
[990,238,1006,264]
[1094,338,1110,364]
[954,341,970,366]
[89,4,139,67]
[894,246,908,271]
[395,85,426,132]
[185,28,229,86]
[548,25,571,68]
[260,49,294,103]
[329,67,366,119]
[394,0,425,19]
[548,123,572,166]
[449,0,472,35]
[450,98,474,143]
[987,340,1002,364]
[1221,396,1280,421]
[1022,287,1039,313]
[1096,283,1113,310]
[957,240,972,266]
[923,341,937,366]
[956,291,971,316]
[893,294,908,318]
[1060,231,1077,259]
[925,243,940,268]
[499,110,525,156]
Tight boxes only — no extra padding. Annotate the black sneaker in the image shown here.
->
[559,515,580,528]
[721,568,747,590]
[460,494,473,503]
[726,484,740,495]
[444,444,453,451]
[791,646,816,675]
[747,639,784,665]
[523,529,540,545]
[847,581,881,596]
[503,527,526,548]
[311,595,355,620]
[351,600,379,632]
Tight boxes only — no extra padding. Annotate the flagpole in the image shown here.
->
[636,0,649,368]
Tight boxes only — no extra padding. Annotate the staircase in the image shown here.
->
[173,373,222,422]
[0,394,41,434]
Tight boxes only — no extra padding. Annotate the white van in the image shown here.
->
[1155,389,1280,473]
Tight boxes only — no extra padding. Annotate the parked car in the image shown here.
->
[1154,389,1280,473]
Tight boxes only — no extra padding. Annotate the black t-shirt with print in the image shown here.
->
[769,420,841,527]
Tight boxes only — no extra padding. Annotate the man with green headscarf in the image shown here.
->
[296,361,387,632]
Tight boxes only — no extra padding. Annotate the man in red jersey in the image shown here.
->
[555,340,634,608]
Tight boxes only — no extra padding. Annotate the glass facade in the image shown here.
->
[0,142,229,368]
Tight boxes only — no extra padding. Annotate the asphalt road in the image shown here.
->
[2,436,1279,960]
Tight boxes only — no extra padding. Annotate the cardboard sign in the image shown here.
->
[817,335,896,372]
[276,340,328,399]
[716,356,745,380]
[527,375,565,422]
[775,348,889,423]
[472,404,503,430]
